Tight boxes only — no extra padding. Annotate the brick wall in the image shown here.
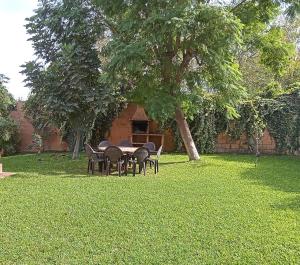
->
[10,102,68,153]
[216,129,276,154]
[11,102,280,154]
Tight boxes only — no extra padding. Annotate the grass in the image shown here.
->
[0,153,299,264]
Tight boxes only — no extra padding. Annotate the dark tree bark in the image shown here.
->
[175,106,200,161]
[72,130,81,160]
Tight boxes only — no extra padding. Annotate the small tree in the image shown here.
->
[22,0,112,159]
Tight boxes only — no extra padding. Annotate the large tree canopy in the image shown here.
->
[93,0,298,160]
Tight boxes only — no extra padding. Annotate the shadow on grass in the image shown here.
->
[0,153,161,179]
[214,154,300,211]
[271,195,300,212]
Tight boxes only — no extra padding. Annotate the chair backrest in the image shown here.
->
[104,146,123,163]
[98,140,112,148]
[133,147,150,163]
[85,144,98,160]
[118,139,133,147]
[156,145,163,159]
[85,144,93,158]
[143,142,156,151]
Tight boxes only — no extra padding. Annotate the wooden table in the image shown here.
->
[98,146,138,154]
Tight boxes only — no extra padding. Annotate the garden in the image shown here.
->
[0,0,300,264]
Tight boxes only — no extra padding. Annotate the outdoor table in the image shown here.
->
[98,146,138,154]
[98,146,158,155]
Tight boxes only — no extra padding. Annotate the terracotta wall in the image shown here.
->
[216,129,277,154]
[10,102,68,153]
[11,101,280,154]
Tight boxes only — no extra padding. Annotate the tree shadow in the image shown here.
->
[212,154,300,211]
[0,153,89,178]
[0,153,161,179]
[271,195,300,212]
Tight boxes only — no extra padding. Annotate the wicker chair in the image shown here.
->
[131,147,150,176]
[146,145,163,174]
[85,144,105,174]
[104,146,126,176]
[118,139,133,147]
[98,140,112,148]
[143,142,156,154]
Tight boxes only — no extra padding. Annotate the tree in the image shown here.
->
[0,75,19,155]
[94,0,299,160]
[22,0,112,159]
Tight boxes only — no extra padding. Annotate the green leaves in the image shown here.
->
[258,27,296,76]
[22,0,120,156]
[0,75,19,155]
[95,1,245,121]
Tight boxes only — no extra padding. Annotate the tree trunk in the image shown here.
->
[175,107,200,161]
[72,130,81,160]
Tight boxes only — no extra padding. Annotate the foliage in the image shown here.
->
[0,74,19,155]
[27,133,43,153]
[189,96,217,154]
[90,98,126,147]
[259,87,300,153]
[0,74,15,117]
[22,0,116,158]
[170,84,299,154]
[235,2,298,94]
[93,0,298,160]
[0,117,19,155]
[0,153,300,263]
[257,27,295,76]
[95,0,245,120]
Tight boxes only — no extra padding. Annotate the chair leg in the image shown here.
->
[143,162,146,176]
[87,160,91,173]
[100,162,103,175]
[117,162,120,177]
[92,161,95,174]
[106,161,110,176]
[156,161,159,173]
[133,162,136,176]
[103,160,107,172]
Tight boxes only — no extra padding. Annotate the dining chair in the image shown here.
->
[104,146,126,176]
[131,147,150,176]
[85,144,105,175]
[146,145,163,174]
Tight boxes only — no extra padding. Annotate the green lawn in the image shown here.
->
[0,153,299,264]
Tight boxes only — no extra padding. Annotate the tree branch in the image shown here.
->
[176,49,193,83]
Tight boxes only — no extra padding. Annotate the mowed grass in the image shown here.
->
[0,153,299,264]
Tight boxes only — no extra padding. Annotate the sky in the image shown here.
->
[0,0,38,100]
